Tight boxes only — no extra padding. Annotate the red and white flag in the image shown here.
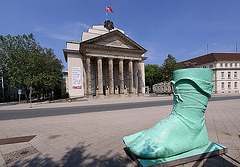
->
[106,6,114,13]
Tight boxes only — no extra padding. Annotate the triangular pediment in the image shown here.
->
[81,30,147,52]
[96,37,135,49]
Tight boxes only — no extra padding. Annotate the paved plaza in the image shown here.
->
[0,95,239,167]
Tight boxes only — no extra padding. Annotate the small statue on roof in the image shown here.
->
[104,20,114,31]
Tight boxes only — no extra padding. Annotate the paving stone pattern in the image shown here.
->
[0,95,239,167]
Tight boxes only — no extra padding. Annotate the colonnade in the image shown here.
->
[85,56,143,96]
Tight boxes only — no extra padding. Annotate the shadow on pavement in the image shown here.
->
[8,142,133,167]
[6,141,239,167]
[192,155,239,167]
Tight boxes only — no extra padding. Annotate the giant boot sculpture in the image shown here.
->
[123,68,214,159]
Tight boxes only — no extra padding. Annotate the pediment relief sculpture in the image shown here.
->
[96,39,134,49]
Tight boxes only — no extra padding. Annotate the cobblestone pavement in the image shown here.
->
[0,95,239,167]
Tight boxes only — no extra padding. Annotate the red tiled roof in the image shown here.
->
[212,53,240,61]
[181,53,240,67]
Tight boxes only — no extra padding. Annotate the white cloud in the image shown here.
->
[144,46,168,65]
[34,21,90,41]
[189,48,206,57]
[206,42,236,53]
[145,47,155,59]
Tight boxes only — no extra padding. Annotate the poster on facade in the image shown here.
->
[72,67,81,89]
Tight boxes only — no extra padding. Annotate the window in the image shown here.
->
[228,72,231,79]
[228,82,231,89]
[221,72,224,78]
[225,63,228,67]
[221,82,224,89]
[209,64,213,68]
[203,65,207,68]
[192,64,195,68]
[234,72,237,79]
[234,82,237,89]
[235,63,238,67]
[220,63,223,67]
[230,63,233,67]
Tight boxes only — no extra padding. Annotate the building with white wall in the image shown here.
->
[182,53,240,94]
[63,25,147,98]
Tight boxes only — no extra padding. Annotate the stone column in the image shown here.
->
[97,57,103,95]
[133,61,136,93]
[138,61,142,94]
[119,59,124,94]
[86,56,92,96]
[129,60,134,94]
[114,60,119,94]
[108,58,114,94]
[124,63,128,95]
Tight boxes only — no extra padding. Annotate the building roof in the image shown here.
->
[181,53,240,66]
[80,30,147,52]
[63,29,147,62]
[67,40,81,43]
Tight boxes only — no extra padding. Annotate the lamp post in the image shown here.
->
[0,70,4,102]
[29,86,32,108]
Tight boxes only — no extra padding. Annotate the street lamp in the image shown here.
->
[0,70,4,102]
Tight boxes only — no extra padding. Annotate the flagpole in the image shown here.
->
[236,43,238,53]
[207,44,208,54]
[106,6,108,20]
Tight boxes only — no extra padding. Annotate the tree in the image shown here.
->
[0,34,64,101]
[145,64,163,92]
[162,54,183,81]
[32,48,63,99]
[144,55,183,92]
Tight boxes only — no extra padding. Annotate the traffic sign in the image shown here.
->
[18,89,21,94]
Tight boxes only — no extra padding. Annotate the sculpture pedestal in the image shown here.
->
[124,141,227,167]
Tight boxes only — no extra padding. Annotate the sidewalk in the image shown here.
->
[0,96,239,167]
[1,93,238,111]
[0,95,173,111]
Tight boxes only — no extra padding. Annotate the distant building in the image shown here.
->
[181,53,240,94]
[0,83,19,102]
[0,75,20,102]
[63,25,147,98]
[153,81,172,94]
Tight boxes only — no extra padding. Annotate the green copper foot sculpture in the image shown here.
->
[123,68,214,159]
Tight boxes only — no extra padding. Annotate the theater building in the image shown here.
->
[182,53,240,94]
[63,25,147,98]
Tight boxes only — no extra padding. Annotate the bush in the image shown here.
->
[62,92,69,99]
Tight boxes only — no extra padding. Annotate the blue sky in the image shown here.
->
[1,0,240,70]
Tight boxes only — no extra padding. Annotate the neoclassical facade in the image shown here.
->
[63,25,147,98]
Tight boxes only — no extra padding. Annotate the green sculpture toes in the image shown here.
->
[123,68,214,159]
[124,114,209,158]
[123,130,145,145]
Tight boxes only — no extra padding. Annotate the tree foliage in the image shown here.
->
[0,34,64,100]
[145,54,183,90]
[145,64,163,90]
[162,54,183,81]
